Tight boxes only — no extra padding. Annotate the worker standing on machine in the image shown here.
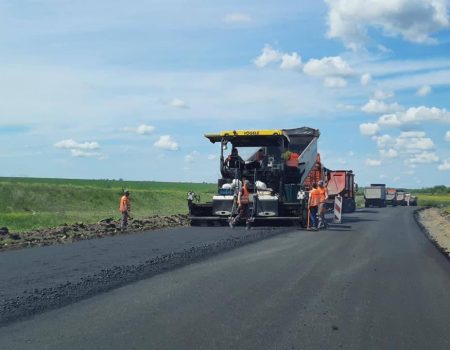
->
[119,189,131,231]
[318,180,328,229]
[308,183,320,230]
[229,180,252,229]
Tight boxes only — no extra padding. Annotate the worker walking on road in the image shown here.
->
[308,183,320,230]
[119,190,131,230]
[229,180,252,229]
[318,180,328,229]
[187,191,195,214]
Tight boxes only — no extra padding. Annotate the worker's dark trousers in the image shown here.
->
[188,200,193,214]
[309,206,318,228]
[318,203,327,228]
[233,204,251,225]
[120,211,128,229]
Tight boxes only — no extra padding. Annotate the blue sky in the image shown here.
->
[0,0,449,187]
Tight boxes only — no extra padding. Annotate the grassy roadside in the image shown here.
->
[0,178,216,232]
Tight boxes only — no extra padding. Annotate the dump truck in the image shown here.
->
[325,170,356,213]
[396,190,406,205]
[364,184,386,207]
[386,188,398,206]
[189,127,323,226]
[404,193,418,206]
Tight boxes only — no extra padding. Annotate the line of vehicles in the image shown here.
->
[189,127,357,227]
[363,184,417,208]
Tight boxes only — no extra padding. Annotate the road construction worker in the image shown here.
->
[308,183,320,230]
[224,147,244,170]
[286,151,300,168]
[187,191,195,214]
[230,180,252,229]
[318,180,328,229]
[119,190,131,230]
[246,148,265,170]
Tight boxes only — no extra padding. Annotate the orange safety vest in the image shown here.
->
[119,195,130,213]
[286,152,299,167]
[239,187,250,205]
[318,187,328,203]
[309,188,321,207]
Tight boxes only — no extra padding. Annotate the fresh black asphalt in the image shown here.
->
[0,224,286,324]
[1,207,449,349]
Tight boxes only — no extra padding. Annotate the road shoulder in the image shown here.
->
[416,207,450,259]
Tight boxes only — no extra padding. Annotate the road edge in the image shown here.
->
[414,207,450,262]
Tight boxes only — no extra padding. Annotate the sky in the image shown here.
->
[0,0,449,187]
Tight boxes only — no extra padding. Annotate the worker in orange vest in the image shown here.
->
[119,189,131,230]
[308,183,321,230]
[229,180,252,229]
[286,152,300,167]
[317,180,328,229]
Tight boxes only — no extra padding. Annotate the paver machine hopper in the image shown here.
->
[189,127,322,226]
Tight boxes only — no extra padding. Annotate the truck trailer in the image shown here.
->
[364,184,387,207]
[396,190,406,206]
[386,188,397,206]
[325,170,356,213]
[189,127,324,226]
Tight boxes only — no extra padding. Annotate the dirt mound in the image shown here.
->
[0,215,190,252]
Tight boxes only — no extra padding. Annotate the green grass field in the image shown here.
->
[0,177,216,232]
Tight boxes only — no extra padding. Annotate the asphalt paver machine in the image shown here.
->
[189,127,322,226]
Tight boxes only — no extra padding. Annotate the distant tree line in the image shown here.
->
[411,185,450,194]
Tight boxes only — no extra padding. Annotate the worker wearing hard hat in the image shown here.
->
[318,180,328,229]
[308,183,320,230]
[119,190,131,230]
[229,180,252,229]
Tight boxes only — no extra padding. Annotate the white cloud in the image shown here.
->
[184,154,194,163]
[70,149,101,158]
[154,135,179,151]
[54,139,100,150]
[124,124,155,135]
[417,85,432,96]
[395,131,434,152]
[438,159,450,171]
[446,131,450,141]
[361,99,404,114]
[380,148,398,158]
[223,13,252,23]
[324,77,347,88]
[325,0,450,50]
[280,53,302,71]
[405,151,439,164]
[136,124,155,135]
[253,45,282,68]
[372,90,394,100]
[170,98,189,109]
[372,134,394,148]
[303,56,353,77]
[366,158,381,166]
[360,73,372,86]
[360,123,380,136]
[207,154,217,161]
[377,106,450,127]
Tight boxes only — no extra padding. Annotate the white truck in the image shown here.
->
[364,184,387,208]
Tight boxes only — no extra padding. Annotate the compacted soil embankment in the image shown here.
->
[0,215,190,251]
[417,208,450,257]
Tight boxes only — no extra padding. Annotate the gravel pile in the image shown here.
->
[0,215,190,251]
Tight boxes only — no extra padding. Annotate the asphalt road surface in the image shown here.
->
[1,207,449,349]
